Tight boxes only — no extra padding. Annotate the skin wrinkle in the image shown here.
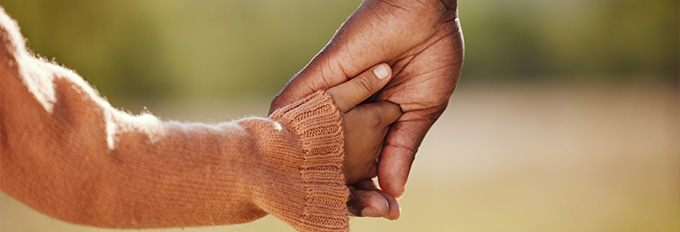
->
[380,107,444,156]
[393,27,458,67]
[385,55,414,81]
[373,0,440,37]
[378,41,459,111]
[440,13,460,25]
[338,2,434,79]
[382,28,455,80]
[328,51,350,84]
[381,143,417,159]
[336,48,355,80]
[2,5,403,225]
[374,0,411,13]
[0,14,356,231]
[355,13,393,58]
[379,122,425,162]
[440,0,458,13]
[22,1,468,221]
[305,52,336,96]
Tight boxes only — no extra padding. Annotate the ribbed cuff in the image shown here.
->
[267,91,349,231]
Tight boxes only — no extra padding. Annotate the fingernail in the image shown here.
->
[361,207,381,217]
[373,64,390,79]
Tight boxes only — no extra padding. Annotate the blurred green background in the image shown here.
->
[0,0,678,232]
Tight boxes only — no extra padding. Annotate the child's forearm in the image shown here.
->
[0,8,348,232]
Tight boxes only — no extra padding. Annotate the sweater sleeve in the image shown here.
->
[0,8,349,232]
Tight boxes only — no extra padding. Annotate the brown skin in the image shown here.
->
[270,0,464,219]
[327,64,402,185]
[325,63,403,220]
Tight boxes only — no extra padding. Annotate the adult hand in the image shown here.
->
[270,0,464,202]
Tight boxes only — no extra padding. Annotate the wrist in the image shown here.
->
[245,91,350,231]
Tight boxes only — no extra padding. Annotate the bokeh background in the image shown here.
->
[0,0,678,231]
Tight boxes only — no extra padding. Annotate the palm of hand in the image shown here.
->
[270,0,463,217]
[352,1,464,196]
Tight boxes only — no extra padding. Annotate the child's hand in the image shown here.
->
[326,63,402,184]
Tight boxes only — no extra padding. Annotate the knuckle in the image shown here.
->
[389,102,403,114]
[352,76,376,95]
[387,104,403,121]
[366,111,383,128]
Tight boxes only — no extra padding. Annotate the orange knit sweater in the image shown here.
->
[0,8,349,232]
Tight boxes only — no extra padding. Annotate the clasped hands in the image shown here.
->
[269,0,464,220]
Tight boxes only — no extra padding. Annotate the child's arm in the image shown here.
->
[0,11,344,231]
[0,8,397,232]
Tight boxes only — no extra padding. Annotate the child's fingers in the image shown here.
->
[352,101,403,129]
[347,188,390,217]
[375,188,401,220]
[326,63,392,112]
[347,179,388,217]
[347,179,401,219]
[371,101,402,127]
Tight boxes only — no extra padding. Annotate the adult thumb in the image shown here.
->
[326,63,392,112]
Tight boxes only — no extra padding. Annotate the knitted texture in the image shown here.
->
[0,7,349,232]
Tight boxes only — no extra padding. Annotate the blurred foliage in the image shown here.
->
[461,0,679,83]
[1,0,361,107]
[1,0,677,106]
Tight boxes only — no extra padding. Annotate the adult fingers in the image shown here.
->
[378,114,437,198]
[326,63,392,112]
[269,0,428,114]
